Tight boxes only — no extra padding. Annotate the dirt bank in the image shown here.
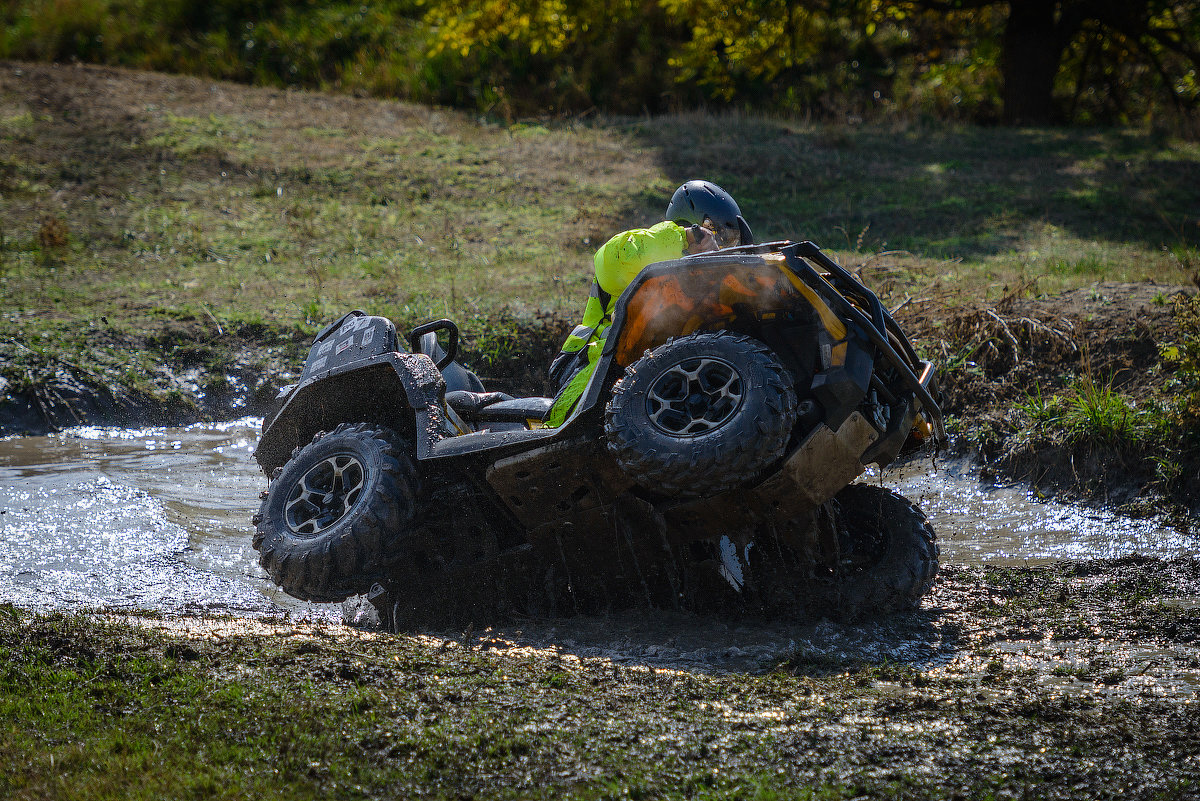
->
[0,312,572,436]
[0,317,305,434]
[899,281,1200,522]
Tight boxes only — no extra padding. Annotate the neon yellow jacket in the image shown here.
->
[545,221,688,427]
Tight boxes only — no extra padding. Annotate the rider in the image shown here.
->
[544,180,754,427]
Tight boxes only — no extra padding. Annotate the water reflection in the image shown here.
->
[880,458,1197,564]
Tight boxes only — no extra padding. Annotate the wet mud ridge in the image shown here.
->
[11,554,1194,799]
[0,323,304,437]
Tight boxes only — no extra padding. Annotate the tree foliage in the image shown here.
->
[1,0,1197,124]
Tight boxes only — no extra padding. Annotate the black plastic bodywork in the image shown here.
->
[253,241,944,620]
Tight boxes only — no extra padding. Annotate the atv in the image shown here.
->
[251,240,946,630]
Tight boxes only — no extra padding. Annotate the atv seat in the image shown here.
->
[445,391,553,424]
[414,330,553,427]
[415,331,486,394]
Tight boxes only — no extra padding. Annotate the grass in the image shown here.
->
[1,65,1197,347]
[1163,293,1200,427]
[2,582,1198,801]
[1018,373,1171,448]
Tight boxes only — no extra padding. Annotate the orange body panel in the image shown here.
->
[614,262,799,366]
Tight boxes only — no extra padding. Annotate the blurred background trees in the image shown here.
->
[2,0,1197,125]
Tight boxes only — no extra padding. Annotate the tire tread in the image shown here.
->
[255,422,420,603]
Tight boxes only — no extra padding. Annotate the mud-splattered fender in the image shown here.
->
[253,352,446,475]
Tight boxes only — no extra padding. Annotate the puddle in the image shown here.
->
[879,458,1198,565]
[0,424,1196,655]
[0,419,334,621]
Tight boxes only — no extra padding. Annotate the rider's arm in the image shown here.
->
[593,221,688,298]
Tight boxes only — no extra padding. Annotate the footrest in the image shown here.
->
[445,390,514,418]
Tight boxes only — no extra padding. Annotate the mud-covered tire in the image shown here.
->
[605,331,797,497]
[253,423,419,603]
[810,483,939,621]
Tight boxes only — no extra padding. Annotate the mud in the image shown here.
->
[0,323,293,436]
[126,559,1200,798]
[899,281,1200,520]
[3,421,1200,797]
[419,559,1200,698]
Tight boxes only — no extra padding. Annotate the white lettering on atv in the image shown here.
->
[318,340,334,356]
[336,338,353,355]
[361,328,375,347]
[309,356,327,372]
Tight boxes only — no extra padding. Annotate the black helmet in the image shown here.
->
[665,180,754,246]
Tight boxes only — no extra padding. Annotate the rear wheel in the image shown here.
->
[605,331,797,497]
[807,483,939,621]
[254,423,419,603]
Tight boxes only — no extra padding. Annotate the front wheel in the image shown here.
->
[807,483,939,621]
[253,423,419,603]
[604,331,797,497]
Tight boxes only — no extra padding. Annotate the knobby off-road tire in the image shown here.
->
[253,423,419,603]
[809,483,939,621]
[605,331,798,497]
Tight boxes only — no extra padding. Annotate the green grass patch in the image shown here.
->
[1018,373,1172,448]
[2,603,1197,800]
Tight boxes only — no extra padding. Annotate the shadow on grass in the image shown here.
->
[452,605,965,677]
[624,115,1200,258]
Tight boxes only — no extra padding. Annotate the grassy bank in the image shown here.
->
[2,61,1200,496]
[3,555,1200,800]
[3,62,1196,338]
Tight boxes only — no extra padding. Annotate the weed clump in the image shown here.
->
[36,214,69,259]
[1163,292,1200,432]
[1020,376,1170,448]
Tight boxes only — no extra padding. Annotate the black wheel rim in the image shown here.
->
[646,356,745,436]
[284,454,366,535]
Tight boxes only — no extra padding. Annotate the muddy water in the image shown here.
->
[879,458,1199,563]
[1,422,1196,636]
[0,419,329,620]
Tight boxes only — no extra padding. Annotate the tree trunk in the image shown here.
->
[1000,0,1064,124]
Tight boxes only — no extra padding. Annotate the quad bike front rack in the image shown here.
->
[783,241,946,445]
